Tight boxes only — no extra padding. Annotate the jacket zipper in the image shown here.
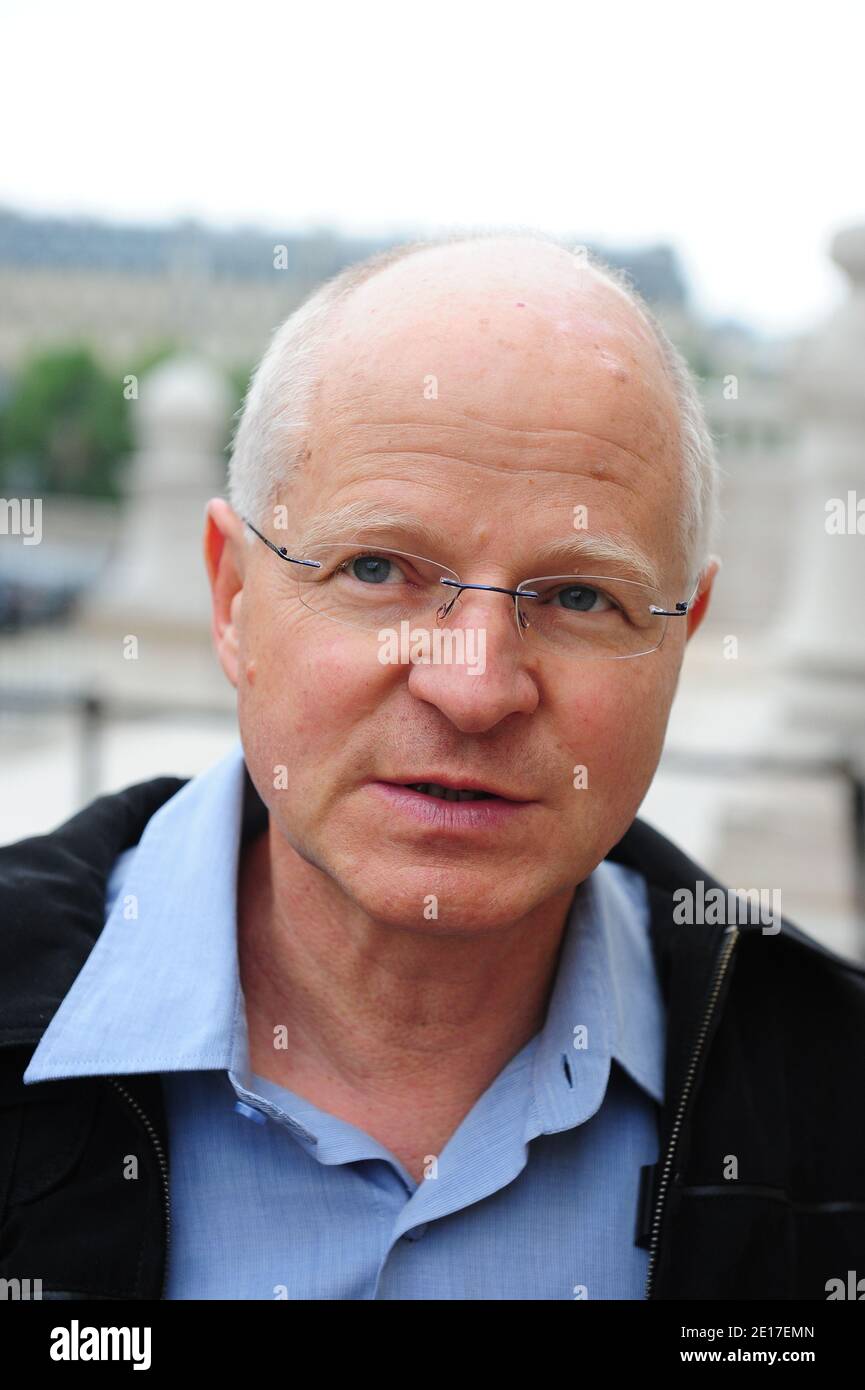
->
[108,1079,171,1300]
[644,924,739,1299]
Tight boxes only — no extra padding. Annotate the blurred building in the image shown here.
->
[0,207,688,374]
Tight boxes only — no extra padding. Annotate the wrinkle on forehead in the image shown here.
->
[303,414,680,498]
[313,334,677,477]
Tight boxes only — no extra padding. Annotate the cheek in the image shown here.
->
[553,657,675,787]
[239,618,388,789]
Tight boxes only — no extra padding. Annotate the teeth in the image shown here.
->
[410,783,491,801]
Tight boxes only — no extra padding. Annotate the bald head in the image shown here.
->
[316,236,678,490]
[327,236,668,375]
[229,231,716,581]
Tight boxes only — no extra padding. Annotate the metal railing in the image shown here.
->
[2,685,863,943]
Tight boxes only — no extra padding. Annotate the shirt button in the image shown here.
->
[403,1223,428,1242]
[233,1100,267,1125]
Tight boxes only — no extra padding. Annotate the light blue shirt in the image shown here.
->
[24,741,665,1300]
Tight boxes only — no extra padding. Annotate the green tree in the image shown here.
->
[0,345,133,499]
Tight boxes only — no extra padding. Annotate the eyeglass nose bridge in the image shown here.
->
[437,576,541,632]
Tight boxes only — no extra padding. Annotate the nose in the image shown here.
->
[406,584,540,734]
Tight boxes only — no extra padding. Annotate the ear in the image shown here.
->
[685,555,721,641]
[204,498,247,688]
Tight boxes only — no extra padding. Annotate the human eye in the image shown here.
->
[337,550,410,586]
[549,581,616,615]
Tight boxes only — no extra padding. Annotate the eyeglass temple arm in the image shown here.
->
[243,518,321,569]
[649,575,702,617]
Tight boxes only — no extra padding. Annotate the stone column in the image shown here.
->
[74,353,236,706]
[771,225,865,756]
[686,227,865,961]
[81,353,232,641]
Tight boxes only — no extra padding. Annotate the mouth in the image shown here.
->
[368,777,534,833]
[383,776,528,803]
[403,783,498,802]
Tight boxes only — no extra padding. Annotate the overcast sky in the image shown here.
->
[2,0,862,336]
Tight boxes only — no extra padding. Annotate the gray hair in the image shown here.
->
[227,228,719,579]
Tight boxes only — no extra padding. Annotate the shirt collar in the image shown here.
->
[24,740,664,1117]
[24,741,250,1084]
[530,861,665,1136]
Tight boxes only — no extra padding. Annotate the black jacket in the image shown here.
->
[1,771,864,1301]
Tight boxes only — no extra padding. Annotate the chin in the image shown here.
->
[336,861,547,935]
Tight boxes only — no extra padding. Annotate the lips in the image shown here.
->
[370,779,534,831]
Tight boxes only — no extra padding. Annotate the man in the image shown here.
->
[1,233,863,1301]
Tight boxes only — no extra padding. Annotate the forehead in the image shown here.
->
[290,247,685,573]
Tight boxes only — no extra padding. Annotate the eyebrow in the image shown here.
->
[525,534,662,590]
[298,502,454,554]
[298,502,662,591]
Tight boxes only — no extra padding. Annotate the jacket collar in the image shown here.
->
[0,774,189,1051]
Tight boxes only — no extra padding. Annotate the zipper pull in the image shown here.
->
[634,1163,657,1248]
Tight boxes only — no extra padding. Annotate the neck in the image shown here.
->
[236,822,574,1171]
